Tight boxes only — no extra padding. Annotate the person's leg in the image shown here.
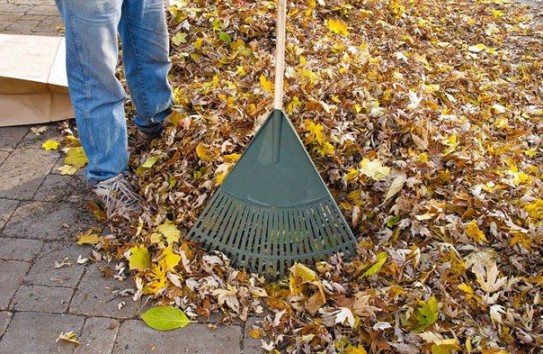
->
[118,0,173,136]
[55,0,128,185]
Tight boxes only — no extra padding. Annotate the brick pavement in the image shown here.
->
[0,125,262,353]
[0,1,541,353]
[0,0,63,36]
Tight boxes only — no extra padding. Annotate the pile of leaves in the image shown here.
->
[74,0,543,352]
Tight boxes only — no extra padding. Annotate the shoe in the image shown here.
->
[141,122,165,140]
[93,173,142,218]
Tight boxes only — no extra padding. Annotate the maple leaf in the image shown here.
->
[64,146,88,169]
[42,140,59,151]
[156,220,181,245]
[359,158,390,181]
[195,143,213,162]
[333,307,355,328]
[327,19,349,35]
[465,220,487,242]
[525,199,543,220]
[160,246,181,272]
[127,246,151,271]
[57,165,79,175]
[474,262,507,294]
[259,74,273,94]
[416,296,439,330]
[213,285,240,312]
[76,228,101,246]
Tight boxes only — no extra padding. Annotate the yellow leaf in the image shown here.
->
[525,199,543,220]
[196,143,213,162]
[141,155,159,168]
[259,74,273,94]
[419,153,429,163]
[458,283,474,295]
[468,43,487,53]
[57,165,79,175]
[76,228,101,246]
[431,339,461,354]
[128,246,151,271]
[345,345,368,354]
[290,263,317,282]
[223,153,241,163]
[465,220,487,242]
[359,158,391,181]
[248,328,263,339]
[156,220,180,245]
[161,246,181,272]
[65,147,89,169]
[361,252,387,277]
[42,140,59,151]
[327,18,349,36]
[304,120,325,144]
[56,331,80,345]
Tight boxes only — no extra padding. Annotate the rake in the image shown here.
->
[188,0,357,276]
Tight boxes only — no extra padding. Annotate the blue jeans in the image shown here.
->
[55,0,173,184]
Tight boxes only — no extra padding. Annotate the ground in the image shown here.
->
[0,1,259,353]
[0,0,542,353]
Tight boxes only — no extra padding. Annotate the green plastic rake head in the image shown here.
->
[188,110,357,276]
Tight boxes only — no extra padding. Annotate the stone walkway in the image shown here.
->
[0,0,62,36]
[0,1,541,353]
[0,126,261,354]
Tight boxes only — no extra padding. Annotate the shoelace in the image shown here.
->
[94,174,142,218]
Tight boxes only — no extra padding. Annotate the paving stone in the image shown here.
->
[0,3,31,12]
[70,265,139,320]
[2,201,97,241]
[20,14,47,21]
[0,312,85,354]
[0,260,30,310]
[244,317,264,354]
[113,320,242,354]
[0,148,57,199]
[0,198,18,230]
[0,238,42,262]
[8,0,48,5]
[11,284,73,313]
[0,312,11,338]
[0,150,9,165]
[5,19,40,32]
[76,317,120,354]
[17,124,63,150]
[0,12,22,22]
[27,4,58,16]
[0,126,28,151]
[25,241,87,288]
[0,20,14,30]
[34,174,94,203]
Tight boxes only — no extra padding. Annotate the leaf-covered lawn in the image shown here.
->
[62,0,543,352]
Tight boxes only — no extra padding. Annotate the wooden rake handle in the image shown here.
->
[272,0,287,163]
[274,0,287,110]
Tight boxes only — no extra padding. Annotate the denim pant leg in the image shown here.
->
[55,0,128,185]
[119,0,173,135]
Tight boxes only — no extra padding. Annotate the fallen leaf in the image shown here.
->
[141,306,191,331]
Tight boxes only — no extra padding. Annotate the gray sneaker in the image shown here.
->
[93,174,142,218]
